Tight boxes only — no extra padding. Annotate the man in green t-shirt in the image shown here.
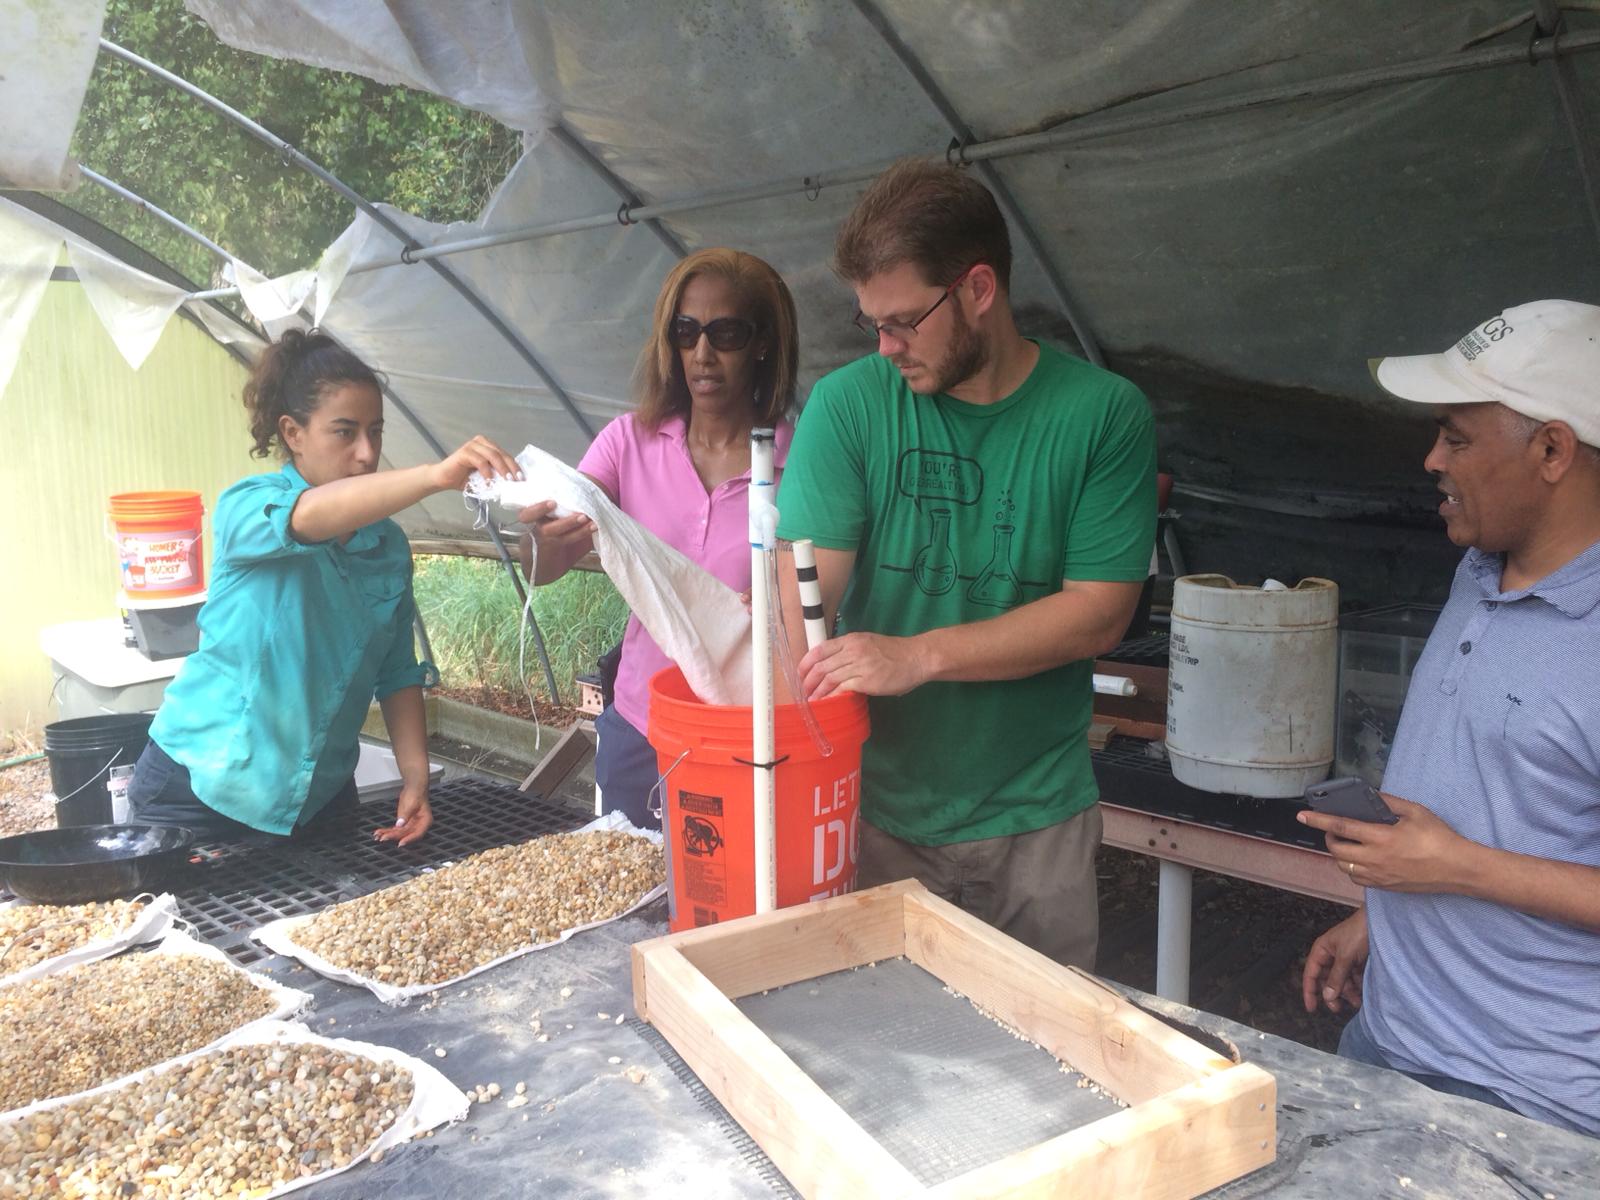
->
[776,159,1157,967]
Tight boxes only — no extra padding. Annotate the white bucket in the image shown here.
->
[1166,574,1339,799]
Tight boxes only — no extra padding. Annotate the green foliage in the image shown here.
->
[411,556,630,701]
[68,0,522,284]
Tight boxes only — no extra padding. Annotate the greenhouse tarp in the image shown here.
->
[5,1,1600,599]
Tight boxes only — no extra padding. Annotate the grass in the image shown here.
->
[411,556,629,703]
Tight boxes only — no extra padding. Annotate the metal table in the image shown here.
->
[1093,740,1362,1003]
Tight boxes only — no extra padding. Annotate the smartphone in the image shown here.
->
[1303,776,1399,824]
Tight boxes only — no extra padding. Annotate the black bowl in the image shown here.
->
[0,824,195,904]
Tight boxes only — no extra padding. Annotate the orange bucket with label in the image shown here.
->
[109,491,206,599]
[647,665,870,931]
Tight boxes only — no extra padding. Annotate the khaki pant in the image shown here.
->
[856,805,1102,970]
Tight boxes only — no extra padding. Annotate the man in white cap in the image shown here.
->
[1300,299,1600,1135]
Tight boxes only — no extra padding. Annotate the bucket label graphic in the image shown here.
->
[810,768,861,901]
[118,530,202,592]
[684,857,727,907]
[679,790,723,818]
[679,789,728,907]
[682,814,724,857]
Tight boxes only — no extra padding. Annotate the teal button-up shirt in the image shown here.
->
[151,464,432,834]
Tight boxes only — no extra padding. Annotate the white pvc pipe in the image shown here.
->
[792,538,828,651]
[1092,673,1138,697]
[1156,859,1194,1004]
[749,429,778,914]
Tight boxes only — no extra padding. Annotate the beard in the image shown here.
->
[903,302,990,396]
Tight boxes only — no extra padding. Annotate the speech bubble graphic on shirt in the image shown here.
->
[897,449,984,511]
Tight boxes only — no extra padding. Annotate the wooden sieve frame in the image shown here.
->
[632,880,1276,1199]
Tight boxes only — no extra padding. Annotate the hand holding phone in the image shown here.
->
[1303,776,1399,825]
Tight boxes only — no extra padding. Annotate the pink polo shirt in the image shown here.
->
[579,412,794,735]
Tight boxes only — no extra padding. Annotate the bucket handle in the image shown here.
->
[647,749,692,822]
[53,745,129,808]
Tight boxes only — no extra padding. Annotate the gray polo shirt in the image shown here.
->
[1364,542,1600,1135]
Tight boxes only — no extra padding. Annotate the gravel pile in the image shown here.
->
[0,899,147,978]
[294,829,664,987]
[0,761,53,838]
[0,951,281,1111]
[0,1042,414,1198]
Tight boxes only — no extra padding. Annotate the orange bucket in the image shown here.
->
[648,665,870,931]
[108,491,206,599]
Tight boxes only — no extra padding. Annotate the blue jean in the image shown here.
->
[1338,1011,1515,1112]
[128,740,357,844]
[593,705,663,831]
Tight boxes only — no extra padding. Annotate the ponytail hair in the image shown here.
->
[243,329,382,459]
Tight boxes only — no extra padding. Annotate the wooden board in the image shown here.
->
[516,721,596,798]
[632,881,1275,1199]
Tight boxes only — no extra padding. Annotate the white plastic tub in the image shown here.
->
[1166,574,1338,799]
[353,740,446,803]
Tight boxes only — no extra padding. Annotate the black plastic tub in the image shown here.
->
[0,824,193,904]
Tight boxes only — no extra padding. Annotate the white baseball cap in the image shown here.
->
[1372,299,1600,448]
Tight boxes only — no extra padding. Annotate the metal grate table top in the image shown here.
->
[167,778,589,965]
[1092,740,1325,851]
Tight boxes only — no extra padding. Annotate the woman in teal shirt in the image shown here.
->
[128,330,518,845]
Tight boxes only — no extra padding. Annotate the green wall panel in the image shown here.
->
[0,283,260,735]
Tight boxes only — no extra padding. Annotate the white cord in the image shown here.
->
[517,548,544,756]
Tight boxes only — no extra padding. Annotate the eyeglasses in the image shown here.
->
[852,266,975,341]
[671,315,758,352]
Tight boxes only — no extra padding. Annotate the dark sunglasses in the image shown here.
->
[671,315,758,352]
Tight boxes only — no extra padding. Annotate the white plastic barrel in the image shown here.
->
[1166,574,1339,799]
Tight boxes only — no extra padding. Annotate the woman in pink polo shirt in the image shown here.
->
[517,248,800,829]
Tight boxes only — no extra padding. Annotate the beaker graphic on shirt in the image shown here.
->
[912,507,957,596]
[968,523,1022,608]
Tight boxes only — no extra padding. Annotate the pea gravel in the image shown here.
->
[0,898,148,977]
[0,1042,414,1198]
[292,829,665,988]
[0,951,281,1111]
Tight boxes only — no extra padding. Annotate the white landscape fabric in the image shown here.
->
[0,196,255,397]
[0,0,105,191]
[0,928,315,1119]
[468,443,754,706]
[252,812,666,1005]
[0,1019,469,1199]
[67,238,188,369]
[0,202,62,399]
[0,892,178,989]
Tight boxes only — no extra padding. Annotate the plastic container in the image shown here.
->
[1336,604,1441,787]
[109,491,206,599]
[125,600,203,659]
[647,666,870,931]
[1166,574,1339,799]
[44,712,155,827]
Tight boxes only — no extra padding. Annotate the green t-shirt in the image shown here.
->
[776,341,1157,845]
